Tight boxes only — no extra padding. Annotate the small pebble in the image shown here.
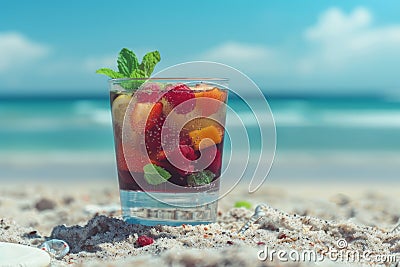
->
[35,198,56,211]
[330,194,350,206]
[278,233,288,239]
[62,196,74,205]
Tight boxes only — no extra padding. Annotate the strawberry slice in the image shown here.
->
[163,84,195,114]
[130,102,163,132]
[145,113,166,157]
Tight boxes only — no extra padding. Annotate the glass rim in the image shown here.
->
[108,77,229,83]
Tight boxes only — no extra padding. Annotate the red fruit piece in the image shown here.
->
[164,84,195,114]
[166,145,197,176]
[207,149,221,175]
[116,143,128,172]
[199,147,222,176]
[146,121,187,162]
[135,83,162,103]
[131,102,163,132]
[180,145,197,160]
[146,102,163,131]
[179,131,191,145]
[137,235,154,247]
[146,119,184,164]
[145,113,166,157]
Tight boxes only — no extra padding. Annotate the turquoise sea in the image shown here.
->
[1,95,399,183]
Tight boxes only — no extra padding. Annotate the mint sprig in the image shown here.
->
[96,48,161,90]
[117,48,139,77]
[139,51,161,77]
[96,68,124,79]
[187,170,215,186]
[143,164,172,185]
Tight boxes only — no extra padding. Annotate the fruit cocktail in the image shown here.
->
[98,49,228,225]
[110,79,228,225]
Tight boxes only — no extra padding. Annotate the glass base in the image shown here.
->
[120,190,218,226]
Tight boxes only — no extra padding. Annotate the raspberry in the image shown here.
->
[166,145,196,175]
[163,84,195,114]
[137,235,154,247]
[136,83,162,103]
[179,145,197,160]
[198,147,222,176]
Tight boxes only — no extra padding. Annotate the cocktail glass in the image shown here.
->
[109,78,228,226]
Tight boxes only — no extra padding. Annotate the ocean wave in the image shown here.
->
[73,100,111,126]
[320,111,400,128]
[226,109,400,128]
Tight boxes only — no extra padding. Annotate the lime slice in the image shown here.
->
[112,94,132,127]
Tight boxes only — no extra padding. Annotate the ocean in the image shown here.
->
[1,95,399,183]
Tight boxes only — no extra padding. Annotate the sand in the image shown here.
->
[0,181,399,266]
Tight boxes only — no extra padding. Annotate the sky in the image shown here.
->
[1,0,400,97]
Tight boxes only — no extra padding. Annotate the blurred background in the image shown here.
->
[1,1,399,189]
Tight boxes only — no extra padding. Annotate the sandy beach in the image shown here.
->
[1,181,399,266]
[2,0,400,266]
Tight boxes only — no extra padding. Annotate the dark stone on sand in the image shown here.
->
[62,196,75,205]
[35,198,56,211]
[50,215,151,253]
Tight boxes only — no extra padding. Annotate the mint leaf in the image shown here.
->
[143,164,172,185]
[117,48,139,77]
[187,170,215,186]
[95,68,124,79]
[130,68,146,78]
[119,69,147,90]
[139,51,161,76]
[234,201,252,209]
[96,48,161,90]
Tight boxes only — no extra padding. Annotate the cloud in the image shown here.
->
[198,7,400,91]
[3,7,400,94]
[199,42,285,74]
[298,7,400,74]
[201,42,273,61]
[305,7,372,41]
[0,32,50,73]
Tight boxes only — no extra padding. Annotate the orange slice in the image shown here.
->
[194,87,227,116]
[188,125,223,150]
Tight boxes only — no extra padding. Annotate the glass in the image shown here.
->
[109,78,228,226]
